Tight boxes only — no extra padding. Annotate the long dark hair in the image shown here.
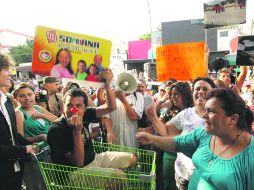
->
[54,48,74,75]
[206,88,253,133]
[87,64,98,75]
[170,81,194,109]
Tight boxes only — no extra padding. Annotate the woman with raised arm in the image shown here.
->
[146,77,216,189]
[137,88,254,189]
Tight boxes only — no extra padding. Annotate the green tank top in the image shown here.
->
[19,106,50,139]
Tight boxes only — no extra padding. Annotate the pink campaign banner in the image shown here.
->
[128,40,151,60]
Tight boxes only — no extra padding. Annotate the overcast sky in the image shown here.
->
[0,0,253,41]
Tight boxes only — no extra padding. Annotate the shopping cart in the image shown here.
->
[23,146,51,190]
[30,141,156,190]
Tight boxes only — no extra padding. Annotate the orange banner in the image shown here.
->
[156,42,207,81]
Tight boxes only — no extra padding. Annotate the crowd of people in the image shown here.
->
[1,51,254,190]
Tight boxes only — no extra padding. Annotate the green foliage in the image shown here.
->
[139,33,151,40]
[9,39,34,66]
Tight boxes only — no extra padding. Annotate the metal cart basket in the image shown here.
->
[31,141,156,190]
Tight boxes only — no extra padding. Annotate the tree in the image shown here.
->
[139,33,151,40]
[9,39,34,66]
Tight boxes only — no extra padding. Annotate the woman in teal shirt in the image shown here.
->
[137,88,254,189]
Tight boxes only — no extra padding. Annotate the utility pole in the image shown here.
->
[251,19,254,35]
[146,0,154,63]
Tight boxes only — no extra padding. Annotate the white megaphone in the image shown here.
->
[116,72,138,94]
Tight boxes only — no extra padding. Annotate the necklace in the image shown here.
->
[195,107,205,118]
[208,132,242,167]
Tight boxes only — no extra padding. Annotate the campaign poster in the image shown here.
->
[156,42,207,81]
[236,35,254,66]
[32,26,112,82]
[204,0,246,29]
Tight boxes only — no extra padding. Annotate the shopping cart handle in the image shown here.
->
[140,174,153,182]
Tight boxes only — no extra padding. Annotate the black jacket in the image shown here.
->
[0,97,31,179]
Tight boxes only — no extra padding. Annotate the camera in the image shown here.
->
[35,80,48,102]
[35,89,48,102]
[70,82,80,90]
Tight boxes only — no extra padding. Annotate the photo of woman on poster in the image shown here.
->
[76,59,87,80]
[86,64,100,82]
[50,48,75,78]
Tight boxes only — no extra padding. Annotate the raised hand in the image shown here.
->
[230,84,240,94]
[67,115,83,132]
[146,104,157,120]
[160,93,170,103]
[99,69,113,83]
[115,91,126,102]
